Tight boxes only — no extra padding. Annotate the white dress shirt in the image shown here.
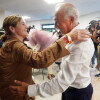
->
[28,25,94,98]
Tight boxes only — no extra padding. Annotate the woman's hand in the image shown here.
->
[69,29,91,41]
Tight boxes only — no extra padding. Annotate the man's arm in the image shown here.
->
[10,39,93,97]
[9,57,81,97]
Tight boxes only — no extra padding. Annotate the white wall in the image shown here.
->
[26,11,100,30]
[0,10,100,29]
[0,11,5,28]
[79,11,100,29]
[26,19,54,30]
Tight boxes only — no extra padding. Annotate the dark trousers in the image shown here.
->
[62,83,93,100]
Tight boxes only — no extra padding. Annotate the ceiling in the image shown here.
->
[0,0,100,21]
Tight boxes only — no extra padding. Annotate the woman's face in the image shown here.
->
[13,18,28,39]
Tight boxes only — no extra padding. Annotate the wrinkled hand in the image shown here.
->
[9,80,29,97]
[69,29,91,41]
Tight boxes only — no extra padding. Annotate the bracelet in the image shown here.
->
[66,34,72,44]
[62,37,69,43]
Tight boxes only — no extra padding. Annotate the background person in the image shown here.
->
[88,21,98,69]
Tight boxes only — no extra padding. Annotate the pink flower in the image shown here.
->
[28,29,58,51]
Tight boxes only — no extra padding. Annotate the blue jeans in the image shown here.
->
[91,50,97,65]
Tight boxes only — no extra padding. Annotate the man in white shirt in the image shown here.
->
[10,3,94,100]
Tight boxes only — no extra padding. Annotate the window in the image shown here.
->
[41,24,55,32]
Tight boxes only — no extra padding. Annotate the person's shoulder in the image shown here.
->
[73,38,93,46]
[66,39,94,53]
[74,39,94,53]
[8,39,24,50]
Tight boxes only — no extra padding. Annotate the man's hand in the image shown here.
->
[9,80,29,97]
[69,29,91,41]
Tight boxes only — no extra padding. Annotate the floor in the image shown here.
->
[32,64,100,100]
[91,69,100,100]
[32,64,61,100]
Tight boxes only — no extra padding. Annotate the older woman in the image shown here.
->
[0,14,90,100]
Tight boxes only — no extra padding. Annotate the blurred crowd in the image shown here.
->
[88,20,100,77]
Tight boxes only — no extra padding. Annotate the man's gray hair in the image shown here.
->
[55,3,79,23]
[64,5,79,23]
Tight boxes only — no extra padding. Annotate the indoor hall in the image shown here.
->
[0,0,100,100]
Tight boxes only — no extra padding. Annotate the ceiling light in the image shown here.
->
[22,16,31,20]
[44,0,64,4]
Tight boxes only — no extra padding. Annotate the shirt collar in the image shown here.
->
[71,22,82,32]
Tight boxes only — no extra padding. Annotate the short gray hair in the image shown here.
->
[55,3,79,23]
[64,5,79,22]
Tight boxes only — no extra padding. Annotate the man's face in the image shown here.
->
[54,12,72,35]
